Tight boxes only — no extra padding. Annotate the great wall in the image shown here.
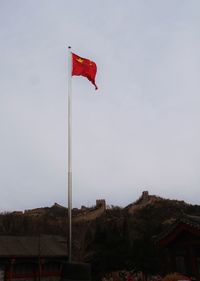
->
[11,191,164,221]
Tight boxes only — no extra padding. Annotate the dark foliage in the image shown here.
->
[0,197,200,277]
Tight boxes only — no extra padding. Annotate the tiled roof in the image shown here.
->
[0,235,67,257]
[155,214,200,243]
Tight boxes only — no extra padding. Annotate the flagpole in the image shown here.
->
[68,46,72,262]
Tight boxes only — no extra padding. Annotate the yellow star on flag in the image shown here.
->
[76,58,84,64]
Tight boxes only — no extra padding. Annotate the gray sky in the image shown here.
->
[0,0,200,211]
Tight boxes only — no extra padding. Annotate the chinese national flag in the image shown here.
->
[72,53,98,90]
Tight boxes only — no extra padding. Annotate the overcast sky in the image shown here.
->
[0,0,200,211]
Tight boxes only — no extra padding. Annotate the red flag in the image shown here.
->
[72,53,98,90]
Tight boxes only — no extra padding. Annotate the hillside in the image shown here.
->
[0,191,200,276]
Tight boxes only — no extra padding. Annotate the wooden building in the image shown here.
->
[0,235,67,281]
[156,215,200,280]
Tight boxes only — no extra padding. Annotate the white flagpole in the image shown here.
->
[67,46,72,262]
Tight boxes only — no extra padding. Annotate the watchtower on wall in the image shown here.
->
[141,191,149,202]
[96,199,106,211]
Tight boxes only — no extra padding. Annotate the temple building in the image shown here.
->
[0,235,67,281]
[156,215,200,280]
